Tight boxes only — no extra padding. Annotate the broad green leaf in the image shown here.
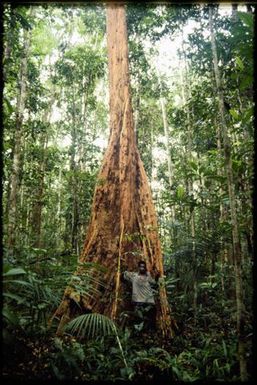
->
[3,268,27,277]
[239,75,253,91]
[229,109,239,120]
[172,366,181,378]
[188,160,198,171]
[4,97,15,114]
[176,185,185,199]
[242,107,253,123]
[16,12,33,30]
[3,279,32,287]
[235,56,244,71]
[3,293,25,304]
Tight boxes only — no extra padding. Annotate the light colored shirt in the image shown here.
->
[123,271,156,304]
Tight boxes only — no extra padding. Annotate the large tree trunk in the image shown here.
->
[51,3,174,338]
[209,5,248,381]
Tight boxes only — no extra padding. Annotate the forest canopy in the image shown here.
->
[3,3,254,382]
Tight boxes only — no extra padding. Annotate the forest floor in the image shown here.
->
[3,326,183,382]
[3,317,249,383]
[3,289,253,383]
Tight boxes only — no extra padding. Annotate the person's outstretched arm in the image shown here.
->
[122,270,134,282]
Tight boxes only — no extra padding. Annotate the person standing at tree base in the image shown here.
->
[123,260,160,331]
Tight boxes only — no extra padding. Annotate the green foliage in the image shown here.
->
[2,3,253,382]
[237,11,253,29]
[65,313,129,369]
[168,340,237,381]
[3,264,62,338]
[48,337,86,380]
[65,313,116,339]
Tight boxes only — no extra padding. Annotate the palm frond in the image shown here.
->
[65,313,128,367]
[65,313,116,339]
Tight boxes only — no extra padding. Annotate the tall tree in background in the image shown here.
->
[52,3,174,338]
[208,5,247,380]
[6,7,34,255]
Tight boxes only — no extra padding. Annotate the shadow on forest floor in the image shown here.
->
[3,319,247,383]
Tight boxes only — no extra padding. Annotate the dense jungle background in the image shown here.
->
[2,2,254,382]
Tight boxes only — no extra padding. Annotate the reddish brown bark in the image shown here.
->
[51,3,174,338]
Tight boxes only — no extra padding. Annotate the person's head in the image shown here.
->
[138,260,147,274]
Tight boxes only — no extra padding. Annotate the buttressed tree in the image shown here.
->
[51,3,174,338]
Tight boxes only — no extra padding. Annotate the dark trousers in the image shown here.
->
[132,302,157,331]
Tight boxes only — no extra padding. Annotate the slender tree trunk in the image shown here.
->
[7,17,33,255]
[237,78,253,258]
[160,97,176,228]
[57,166,62,220]
[51,3,175,338]
[19,135,29,249]
[24,206,30,247]
[160,97,173,188]
[209,6,247,380]
[78,91,86,174]
[157,69,176,245]
[30,140,45,249]
[191,213,198,323]
[70,89,79,255]
[134,78,140,145]
[234,76,253,258]
[215,116,227,299]
[31,135,48,250]
[30,86,54,251]
[3,5,16,81]
[179,52,199,320]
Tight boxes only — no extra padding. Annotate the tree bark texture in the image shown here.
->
[52,3,174,338]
